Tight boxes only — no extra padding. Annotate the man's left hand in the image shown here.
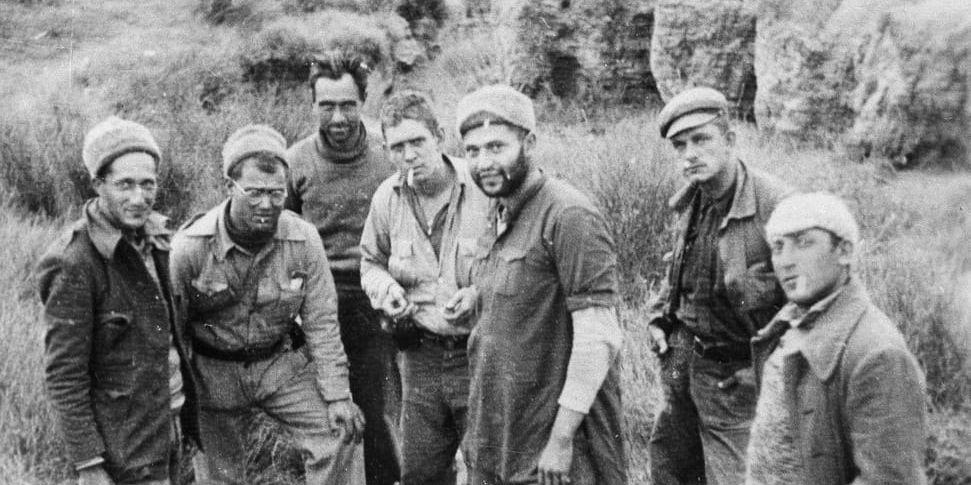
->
[327,398,365,444]
[442,286,478,325]
[537,435,574,485]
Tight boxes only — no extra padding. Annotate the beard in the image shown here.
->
[472,147,530,198]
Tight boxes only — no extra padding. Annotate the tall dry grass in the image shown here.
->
[0,5,968,484]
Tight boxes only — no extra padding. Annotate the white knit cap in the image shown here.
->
[455,84,536,136]
[82,116,161,178]
[765,192,861,244]
[221,124,288,177]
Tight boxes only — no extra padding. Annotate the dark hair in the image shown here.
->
[458,111,528,139]
[95,149,159,180]
[379,90,441,138]
[227,153,288,181]
[308,51,370,103]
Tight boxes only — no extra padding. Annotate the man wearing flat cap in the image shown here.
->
[170,125,365,484]
[746,192,927,485]
[647,87,793,484]
[37,116,199,484]
[456,84,628,485]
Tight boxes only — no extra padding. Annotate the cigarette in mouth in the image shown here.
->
[407,167,415,187]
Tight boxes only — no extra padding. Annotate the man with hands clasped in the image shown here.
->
[360,91,488,485]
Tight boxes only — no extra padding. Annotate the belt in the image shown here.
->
[692,337,751,363]
[419,329,469,351]
[192,335,304,363]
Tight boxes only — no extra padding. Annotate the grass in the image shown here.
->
[0,1,969,483]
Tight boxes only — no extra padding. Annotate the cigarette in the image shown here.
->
[407,167,415,186]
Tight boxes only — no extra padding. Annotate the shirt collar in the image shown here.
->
[669,160,757,229]
[773,280,848,329]
[183,200,306,261]
[759,278,870,381]
[496,168,546,223]
[85,198,171,260]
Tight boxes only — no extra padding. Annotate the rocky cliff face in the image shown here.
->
[847,0,970,167]
[650,0,757,116]
[511,0,656,103]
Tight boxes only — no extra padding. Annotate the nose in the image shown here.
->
[403,144,418,162]
[683,142,700,162]
[129,186,151,206]
[772,243,796,269]
[331,107,346,123]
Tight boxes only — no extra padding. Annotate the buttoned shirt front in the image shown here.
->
[360,156,489,336]
[464,169,627,484]
[170,202,351,401]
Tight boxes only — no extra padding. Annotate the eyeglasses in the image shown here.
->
[102,178,158,193]
[232,180,287,206]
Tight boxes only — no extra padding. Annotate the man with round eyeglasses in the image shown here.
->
[37,116,200,485]
[171,124,366,484]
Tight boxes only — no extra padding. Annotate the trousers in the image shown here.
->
[192,349,364,484]
[649,326,757,485]
[400,337,470,485]
[338,289,402,485]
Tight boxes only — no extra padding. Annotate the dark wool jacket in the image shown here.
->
[36,200,199,483]
[751,280,928,485]
[649,161,794,341]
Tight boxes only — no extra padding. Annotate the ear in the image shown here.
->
[91,177,104,195]
[435,126,446,143]
[836,239,855,267]
[522,131,537,154]
[224,177,236,196]
[724,130,736,147]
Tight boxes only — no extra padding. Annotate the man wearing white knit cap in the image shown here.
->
[456,84,627,485]
[171,124,365,484]
[746,192,927,485]
[37,116,199,485]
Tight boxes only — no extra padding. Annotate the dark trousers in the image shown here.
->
[649,326,756,485]
[400,337,469,485]
[338,289,402,485]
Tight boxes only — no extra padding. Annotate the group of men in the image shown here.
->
[38,49,928,485]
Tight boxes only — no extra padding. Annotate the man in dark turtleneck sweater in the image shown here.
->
[286,52,400,485]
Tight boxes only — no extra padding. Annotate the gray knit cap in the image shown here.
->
[455,84,536,136]
[82,116,161,178]
[221,124,289,177]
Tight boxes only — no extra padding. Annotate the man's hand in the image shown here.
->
[442,286,478,325]
[78,466,114,485]
[327,398,365,444]
[537,432,574,485]
[380,284,413,320]
[717,366,756,390]
[647,322,669,356]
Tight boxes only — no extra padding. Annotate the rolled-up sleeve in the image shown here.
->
[359,186,398,311]
[300,229,352,401]
[551,206,619,312]
[36,253,106,464]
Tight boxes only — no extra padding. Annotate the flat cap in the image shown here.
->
[455,84,536,136]
[82,116,161,178]
[657,87,729,139]
[221,124,288,177]
[765,192,861,245]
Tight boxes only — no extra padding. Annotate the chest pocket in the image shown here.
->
[495,248,545,296]
[189,276,236,315]
[389,239,417,286]
[257,270,306,322]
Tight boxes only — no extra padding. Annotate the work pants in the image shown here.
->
[338,289,402,485]
[649,326,757,485]
[192,350,364,485]
[400,337,469,485]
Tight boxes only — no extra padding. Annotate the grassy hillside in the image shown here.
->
[1,0,969,483]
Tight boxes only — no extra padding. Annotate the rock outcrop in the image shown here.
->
[847,0,971,167]
[753,0,904,137]
[511,0,656,103]
[650,0,757,116]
